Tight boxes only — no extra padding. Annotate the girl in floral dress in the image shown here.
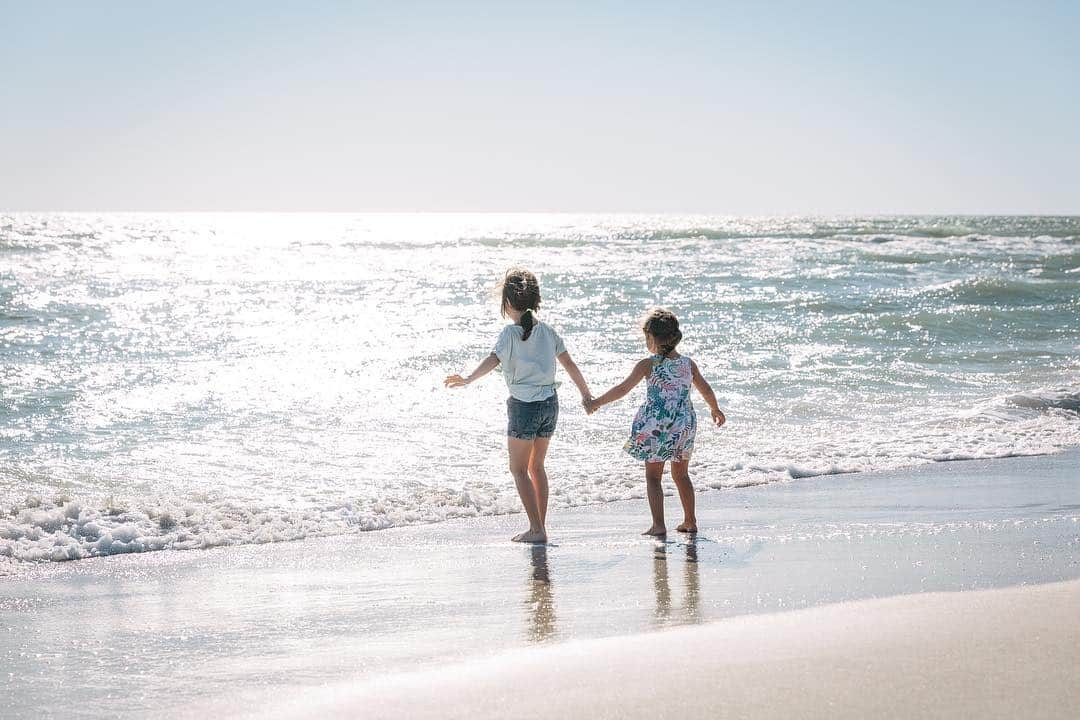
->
[586,309,725,536]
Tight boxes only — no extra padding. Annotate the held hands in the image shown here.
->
[582,395,600,415]
[711,408,726,427]
[444,374,470,389]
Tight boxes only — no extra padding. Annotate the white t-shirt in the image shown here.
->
[492,321,566,402]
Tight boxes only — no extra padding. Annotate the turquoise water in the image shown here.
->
[1,214,1078,564]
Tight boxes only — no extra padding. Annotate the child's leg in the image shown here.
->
[528,437,551,527]
[643,462,666,535]
[508,437,546,543]
[671,459,697,532]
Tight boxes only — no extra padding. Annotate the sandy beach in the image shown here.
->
[262,579,1080,720]
[2,450,1078,718]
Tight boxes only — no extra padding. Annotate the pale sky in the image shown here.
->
[2,1,1077,213]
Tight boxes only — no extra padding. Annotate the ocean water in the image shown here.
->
[1,213,1078,565]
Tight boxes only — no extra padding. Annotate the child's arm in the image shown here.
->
[585,358,653,414]
[445,353,500,388]
[556,351,592,401]
[690,360,726,426]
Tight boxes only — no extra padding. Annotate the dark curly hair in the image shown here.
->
[642,307,682,357]
[499,267,541,341]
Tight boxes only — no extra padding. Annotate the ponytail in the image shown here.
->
[520,308,536,341]
[499,267,542,342]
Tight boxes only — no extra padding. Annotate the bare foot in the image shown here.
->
[676,522,697,533]
[512,529,548,544]
[642,525,667,536]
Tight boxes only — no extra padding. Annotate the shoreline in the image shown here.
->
[3,449,1078,718]
[3,446,1075,575]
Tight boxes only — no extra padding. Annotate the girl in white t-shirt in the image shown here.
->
[445,267,592,543]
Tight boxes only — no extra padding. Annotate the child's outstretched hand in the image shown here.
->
[444,374,469,388]
[712,408,726,427]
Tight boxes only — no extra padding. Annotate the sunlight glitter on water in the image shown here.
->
[1,213,1078,562]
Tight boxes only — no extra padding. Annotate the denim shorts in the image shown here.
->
[507,392,559,440]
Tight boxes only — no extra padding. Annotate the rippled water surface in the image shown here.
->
[2,214,1078,563]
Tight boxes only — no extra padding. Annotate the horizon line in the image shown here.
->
[3,209,1078,218]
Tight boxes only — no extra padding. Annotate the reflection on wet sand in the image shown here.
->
[653,538,701,626]
[683,538,700,621]
[526,544,557,642]
[653,543,672,624]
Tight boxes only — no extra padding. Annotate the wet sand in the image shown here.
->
[262,579,1080,720]
[2,450,1078,718]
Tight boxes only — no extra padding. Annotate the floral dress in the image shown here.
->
[624,355,697,463]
